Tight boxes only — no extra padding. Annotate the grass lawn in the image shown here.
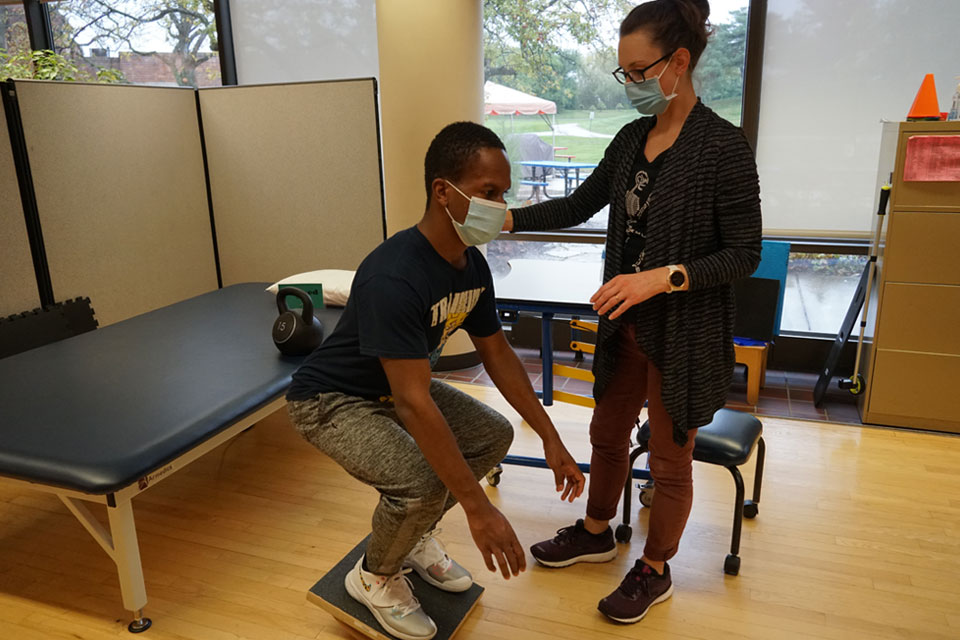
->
[484,109,637,141]
[484,98,742,165]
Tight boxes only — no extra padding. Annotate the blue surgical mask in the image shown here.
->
[444,180,508,246]
[624,55,680,116]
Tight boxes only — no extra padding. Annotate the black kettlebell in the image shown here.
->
[272,287,324,356]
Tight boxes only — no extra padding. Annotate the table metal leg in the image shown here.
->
[571,315,583,362]
[58,495,152,632]
[107,499,152,632]
[542,167,559,200]
[541,311,554,405]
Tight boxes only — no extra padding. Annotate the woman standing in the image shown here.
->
[504,0,762,624]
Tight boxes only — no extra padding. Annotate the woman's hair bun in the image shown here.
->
[673,0,710,23]
[620,0,713,70]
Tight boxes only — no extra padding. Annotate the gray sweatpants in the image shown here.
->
[287,380,514,574]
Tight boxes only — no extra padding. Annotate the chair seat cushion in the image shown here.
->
[637,408,762,467]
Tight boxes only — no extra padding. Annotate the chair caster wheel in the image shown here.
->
[851,373,864,395]
[743,500,758,519]
[724,554,740,576]
[485,465,502,487]
[614,524,632,543]
[639,488,654,509]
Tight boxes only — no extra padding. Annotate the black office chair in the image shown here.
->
[616,408,765,576]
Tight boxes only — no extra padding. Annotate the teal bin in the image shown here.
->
[751,241,790,336]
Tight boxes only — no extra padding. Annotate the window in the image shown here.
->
[0,4,30,74]
[756,0,960,236]
[781,252,867,335]
[696,1,749,126]
[487,239,603,280]
[228,0,379,84]
[46,1,222,87]
[485,1,753,272]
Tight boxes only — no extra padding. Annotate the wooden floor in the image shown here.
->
[2,382,959,640]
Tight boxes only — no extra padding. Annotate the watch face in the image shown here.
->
[670,270,685,287]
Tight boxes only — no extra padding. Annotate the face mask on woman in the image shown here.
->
[624,54,680,116]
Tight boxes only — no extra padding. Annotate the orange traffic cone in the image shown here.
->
[907,74,941,120]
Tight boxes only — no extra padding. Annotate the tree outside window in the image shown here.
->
[1,4,33,78]
[47,0,221,87]
[0,4,28,56]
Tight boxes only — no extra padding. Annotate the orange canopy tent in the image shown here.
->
[483,81,557,116]
[483,81,557,145]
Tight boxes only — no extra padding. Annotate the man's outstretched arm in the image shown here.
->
[469,330,586,502]
[380,357,526,578]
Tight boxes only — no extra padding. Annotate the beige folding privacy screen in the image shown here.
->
[14,82,218,326]
[2,78,384,326]
[0,109,37,318]
[200,80,385,286]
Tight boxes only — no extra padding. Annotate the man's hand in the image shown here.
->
[591,269,670,320]
[383,357,521,578]
[465,503,526,579]
[471,330,586,503]
[543,437,585,502]
[502,209,514,232]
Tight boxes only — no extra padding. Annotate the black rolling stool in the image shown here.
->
[616,408,765,576]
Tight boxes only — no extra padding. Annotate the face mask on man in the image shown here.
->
[443,180,508,246]
[624,54,680,116]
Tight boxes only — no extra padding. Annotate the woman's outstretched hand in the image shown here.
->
[591,269,670,319]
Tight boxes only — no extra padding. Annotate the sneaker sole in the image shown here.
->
[343,572,437,640]
[404,562,473,593]
[533,547,618,568]
[600,582,674,624]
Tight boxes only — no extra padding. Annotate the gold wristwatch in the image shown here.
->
[666,265,686,293]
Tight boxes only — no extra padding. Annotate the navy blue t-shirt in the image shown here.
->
[286,226,501,401]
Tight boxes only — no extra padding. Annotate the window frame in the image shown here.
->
[15,0,238,86]
[502,0,762,244]
[492,1,871,340]
[24,2,51,50]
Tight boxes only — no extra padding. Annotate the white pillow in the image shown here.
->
[266,269,355,307]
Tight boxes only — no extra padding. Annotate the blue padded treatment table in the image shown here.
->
[0,283,343,632]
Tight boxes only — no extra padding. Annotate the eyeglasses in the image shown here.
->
[612,51,674,85]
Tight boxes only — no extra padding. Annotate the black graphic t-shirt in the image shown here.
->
[621,143,667,275]
[286,226,501,401]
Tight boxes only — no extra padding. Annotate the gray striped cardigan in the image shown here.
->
[512,101,762,445]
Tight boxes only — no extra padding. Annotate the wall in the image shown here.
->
[376,0,485,359]
[375,0,484,232]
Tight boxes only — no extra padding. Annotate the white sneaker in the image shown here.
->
[404,529,473,593]
[344,556,437,640]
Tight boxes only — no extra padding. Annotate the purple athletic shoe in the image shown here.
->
[530,519,617,568]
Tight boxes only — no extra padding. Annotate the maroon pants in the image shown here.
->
[586,324,697,562]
